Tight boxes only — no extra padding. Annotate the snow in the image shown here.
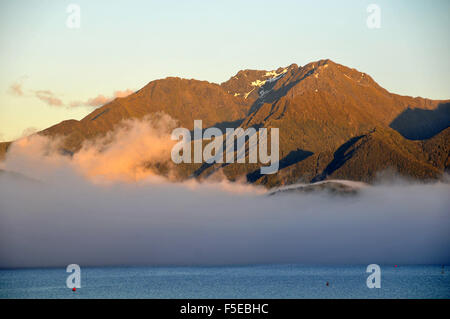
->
[269,179,369,194]
[264,69,287,78]
[248,68,288,99]
[251,79,267,87]
[242,68,289,99]
[244,88,255,99]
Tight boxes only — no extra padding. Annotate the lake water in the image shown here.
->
[1,265,449,299]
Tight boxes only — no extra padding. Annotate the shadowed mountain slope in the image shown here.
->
[390,102,450,140]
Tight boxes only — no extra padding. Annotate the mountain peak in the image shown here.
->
[220,59,353,102]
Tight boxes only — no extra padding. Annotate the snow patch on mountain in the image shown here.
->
[268,179,369,196]
[265,69,287,78]
[251,79,267,87]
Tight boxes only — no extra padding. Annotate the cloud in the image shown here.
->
[7,79,64,106]
[19,127,38,139]
[73,113,177,182]
[0,114,449,268]
[34,90,64,107]
[114,89,134,98]
[69,94,109,107]
[8,82,24,96]
[8,79,134,108]
[70,89,134,107]
[0,168,449,268]
[1,113,178,183]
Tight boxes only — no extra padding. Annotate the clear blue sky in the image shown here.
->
[0,0,449,141]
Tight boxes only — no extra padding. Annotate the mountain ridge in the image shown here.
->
[1,59,449,186]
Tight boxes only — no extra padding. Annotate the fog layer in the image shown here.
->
[0,116,449,267]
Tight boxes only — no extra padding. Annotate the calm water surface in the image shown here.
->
[1,265,449,299]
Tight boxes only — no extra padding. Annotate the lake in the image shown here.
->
[1,264,449,299]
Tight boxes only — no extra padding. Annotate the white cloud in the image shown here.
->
[0,115,448,267]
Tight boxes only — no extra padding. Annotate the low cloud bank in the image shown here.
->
[0,116,449,268]
[0,172,449,267]
[1,114,177,183]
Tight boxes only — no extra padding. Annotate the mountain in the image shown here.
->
[1,59,449,186]
[42,77,251,152]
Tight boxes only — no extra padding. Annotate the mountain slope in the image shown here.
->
[240,60,444,153]
[45,77,251,152]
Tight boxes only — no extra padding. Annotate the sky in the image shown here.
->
[0,0,449,142]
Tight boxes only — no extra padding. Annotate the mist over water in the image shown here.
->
[0,116,449,268]
[1,173,449,267]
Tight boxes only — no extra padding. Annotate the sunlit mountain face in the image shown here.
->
[1,60,448,186]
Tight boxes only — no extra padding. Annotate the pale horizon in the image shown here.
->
[1,0,449,141]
